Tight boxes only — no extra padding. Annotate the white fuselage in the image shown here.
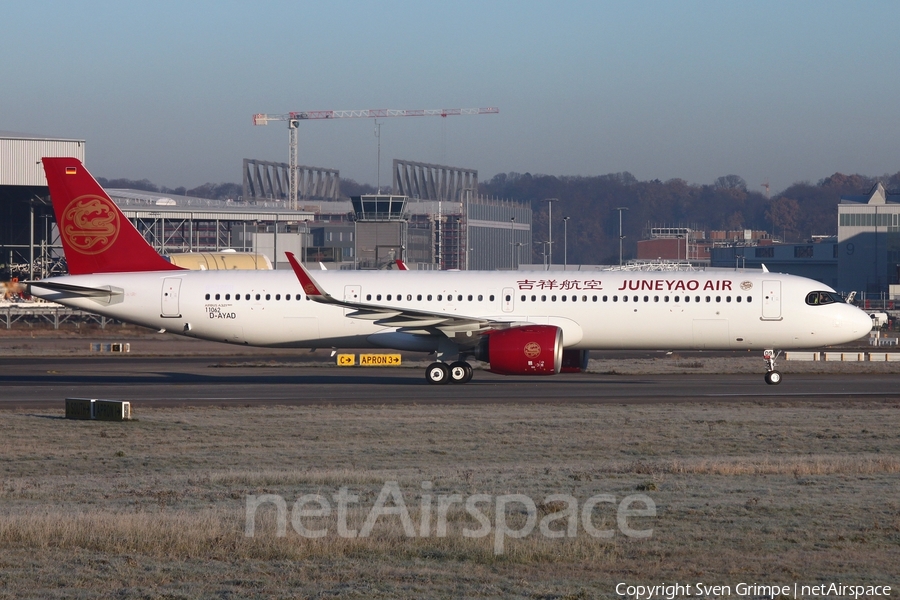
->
[31,269,871,352]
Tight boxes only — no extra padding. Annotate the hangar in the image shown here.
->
[0,131,85,279]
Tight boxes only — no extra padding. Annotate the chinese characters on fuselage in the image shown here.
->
[516,279,733,292]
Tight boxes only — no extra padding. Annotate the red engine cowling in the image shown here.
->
[477,325,563,375]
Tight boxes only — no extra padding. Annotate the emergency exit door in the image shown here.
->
[161,278,182,318]
[761,280,782,320]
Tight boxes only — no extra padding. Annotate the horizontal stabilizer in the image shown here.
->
[25,281,124,305]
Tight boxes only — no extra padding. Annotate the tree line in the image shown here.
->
[98,169,900,266]
[480,171,900,265]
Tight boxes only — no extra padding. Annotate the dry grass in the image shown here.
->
[1,402,899,598]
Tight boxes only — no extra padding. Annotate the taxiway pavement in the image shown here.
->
[1,354,898,410]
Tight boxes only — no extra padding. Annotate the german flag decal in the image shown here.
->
[65,167,77,175]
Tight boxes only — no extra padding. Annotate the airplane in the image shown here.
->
[26,157,872,386]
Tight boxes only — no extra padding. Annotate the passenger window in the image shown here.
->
[593,295,598,302]
[377,294,382,301]
[215,294,220,300]
[613,295,618,302]
[716,296,721,302]
[489,295,495,301]
[275,294,280,300]
[437,295,442,301]
[736,296,742,303]
[407,294,412,301]
[695,296,700,302]
[542,295,547,302]
[561,295,567,302]
[747,296,753,303]
[265,294,271,301]
[205,294,210,300]
[417,294,422,301]
[387,294,392,301]
[478,295,483,301]
[664,296,669,302]
[226,294,231,300]
[366,294,372,301]
[427,295,433,301]
[685,296,690,303]
[246,294,251,301]
[521,295,526,301]
[622,295,628,303]
[705,296,710,302]
[505,294,511,301]
[726,296,732,303]
[468,295,473,301]
[643,295,649,302]
[654,295,659,302]
[633,296,638,302]
[674,296,680,303]
[531,295,536,302]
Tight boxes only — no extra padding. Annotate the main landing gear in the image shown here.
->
[763,349,782,385]
[426,361,474,385]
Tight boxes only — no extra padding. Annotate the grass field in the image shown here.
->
[1,401,898,599]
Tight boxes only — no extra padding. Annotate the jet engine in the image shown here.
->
[476,325,563,375]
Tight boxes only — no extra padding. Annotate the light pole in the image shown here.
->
[563,216,570,269]
[509,216,515,270]
[544,198,558,269]
[614,207,628,266]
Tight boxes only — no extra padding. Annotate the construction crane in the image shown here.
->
[252,107,499,209]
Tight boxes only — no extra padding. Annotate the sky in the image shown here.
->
[2,1,899,196]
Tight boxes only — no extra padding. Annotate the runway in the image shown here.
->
[1,354,899,409]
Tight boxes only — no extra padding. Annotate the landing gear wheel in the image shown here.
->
[763,349,783,385]
[426,362,450,385]
[449,361,474,384]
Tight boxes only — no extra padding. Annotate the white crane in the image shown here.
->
[253,107,499,209]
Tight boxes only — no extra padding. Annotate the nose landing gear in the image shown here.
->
[763,349,782,385]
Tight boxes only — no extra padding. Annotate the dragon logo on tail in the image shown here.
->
[61,195,120,255]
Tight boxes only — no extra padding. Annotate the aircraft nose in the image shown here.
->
[850,307,874,336]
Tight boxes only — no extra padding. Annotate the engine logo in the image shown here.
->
[523,341,542,358]
[61,195,120,255]
[740,281,753,290]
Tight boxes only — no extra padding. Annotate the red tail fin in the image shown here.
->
[42,157,183,275]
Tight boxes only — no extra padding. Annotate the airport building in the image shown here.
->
[0,135,531,278]
[837,182,900,296]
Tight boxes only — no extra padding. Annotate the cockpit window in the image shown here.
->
[806,291,842,306]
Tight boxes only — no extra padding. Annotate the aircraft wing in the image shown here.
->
[285,252,517,336]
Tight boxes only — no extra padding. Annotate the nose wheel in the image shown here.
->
[763,349,782,385]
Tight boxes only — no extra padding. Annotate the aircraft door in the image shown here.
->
[761,280,782,320]
[344,285,361,315]
[161,278,182,318]
[502,287,514,313]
